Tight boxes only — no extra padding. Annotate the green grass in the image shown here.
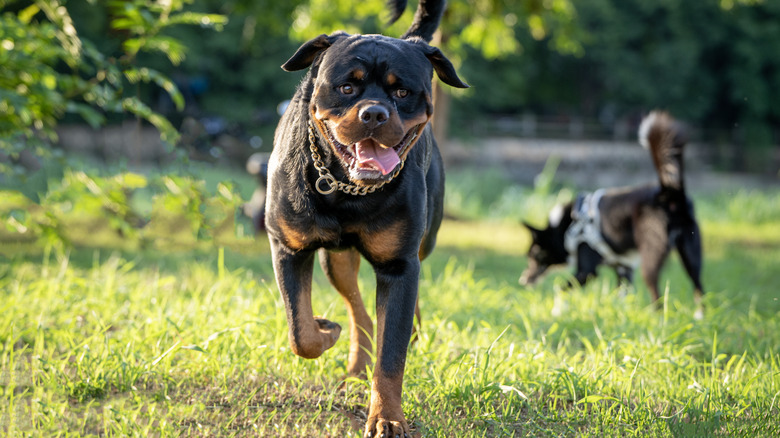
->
[2,172,780,437]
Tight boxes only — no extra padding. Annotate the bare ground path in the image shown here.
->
[446,137,779,195]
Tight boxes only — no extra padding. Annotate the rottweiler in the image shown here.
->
[264,0,468,436]
[519,111,705,319]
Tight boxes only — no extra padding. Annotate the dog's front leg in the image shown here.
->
[364,258,420,438]
[269,237,342,359]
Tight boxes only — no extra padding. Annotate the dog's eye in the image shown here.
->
[395,88,409,98]
[339,84,354,95]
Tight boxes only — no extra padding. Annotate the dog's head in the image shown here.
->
[519,205,571,286]
[282,32,468,185]
[519,224,557,286]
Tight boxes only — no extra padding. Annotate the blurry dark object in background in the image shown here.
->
[178,116,254,164]
[243,152,270,233]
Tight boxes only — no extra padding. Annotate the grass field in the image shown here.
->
[1,167,779,437]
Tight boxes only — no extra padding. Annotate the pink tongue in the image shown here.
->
[354,139,400,175]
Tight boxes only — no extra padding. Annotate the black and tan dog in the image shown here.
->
[519,111,705,318]
[264,0,468,436]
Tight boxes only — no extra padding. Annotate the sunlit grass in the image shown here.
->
[1,168,779,436]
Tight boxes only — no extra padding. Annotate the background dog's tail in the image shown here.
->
[638,111,689,194]
[391,0,446,43]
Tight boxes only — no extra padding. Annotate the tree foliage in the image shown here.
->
[0,0,226,162]
[2,0,778,166]
[0,168,246,254]
[449,0,778,152]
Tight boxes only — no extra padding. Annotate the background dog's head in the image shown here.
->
[282,32,468,184]
[519,204,572,286]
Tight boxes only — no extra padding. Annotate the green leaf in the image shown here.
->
[18,5,40,24]
[143,36,186,65]
[0,190,33,211]
[166,12,228,29]
[121,97,180,144]
[66,102,105,128]
[110,18,141,32]
[181,345,206,353]
[114,172,148,189]
[124,67,185,111]
[578,394,619,404]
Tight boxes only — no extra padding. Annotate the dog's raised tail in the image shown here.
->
[638,111,688,193]
[390,0,446,43]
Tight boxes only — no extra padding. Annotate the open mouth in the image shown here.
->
[315,121,423,182]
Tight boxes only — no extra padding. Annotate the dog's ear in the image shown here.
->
[523,221,541,239]
[418,44,469,89]
[282,32,348,72]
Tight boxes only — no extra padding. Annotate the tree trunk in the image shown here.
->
[430,30,453,166]
[432,80,452,166]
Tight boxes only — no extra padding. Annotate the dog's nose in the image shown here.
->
[359,104,389,129]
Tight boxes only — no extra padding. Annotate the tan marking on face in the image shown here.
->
[312,104,351,141]
[386,73,397,86]
[311,90,333,122]
[393,111,431,163]
[402,111,430,133]
[400,92,432,136]
[360,221,406,263]
[352,69,365,81]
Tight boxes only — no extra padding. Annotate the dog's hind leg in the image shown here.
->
[676,222,705,320]
[319,248,374,378]
[635,212,672,309]
[614,265,634,298]
[638,242,670,310]
[270,239,342,359]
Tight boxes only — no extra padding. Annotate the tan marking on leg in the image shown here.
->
[364,373,408,438]
[319,249,374,378]
[287,284,342,359]
[268,238,341,359]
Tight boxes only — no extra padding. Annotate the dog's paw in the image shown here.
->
[314,317,341,346]
[290,318,342,359]
[363,416,414,438]
[551,291,569,317]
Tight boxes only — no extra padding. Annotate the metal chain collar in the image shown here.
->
[308,122,406,196]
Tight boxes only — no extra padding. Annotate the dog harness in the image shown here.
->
[564,189,640,270]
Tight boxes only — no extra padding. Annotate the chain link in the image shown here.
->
[308,122,405,196]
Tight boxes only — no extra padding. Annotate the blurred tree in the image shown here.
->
[288,0,581,158]
[445,0,778,171]
[159,0,306,131]
[5,0,776,173]
[431,0,582,151]
[0,0,225,175]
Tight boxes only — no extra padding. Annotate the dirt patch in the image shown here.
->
[445,137,779,195]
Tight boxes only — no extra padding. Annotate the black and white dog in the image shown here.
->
[519,111,705,318]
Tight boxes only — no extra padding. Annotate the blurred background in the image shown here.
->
[1,0,778,250]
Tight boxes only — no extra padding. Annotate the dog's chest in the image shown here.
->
[271,204,394,252]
